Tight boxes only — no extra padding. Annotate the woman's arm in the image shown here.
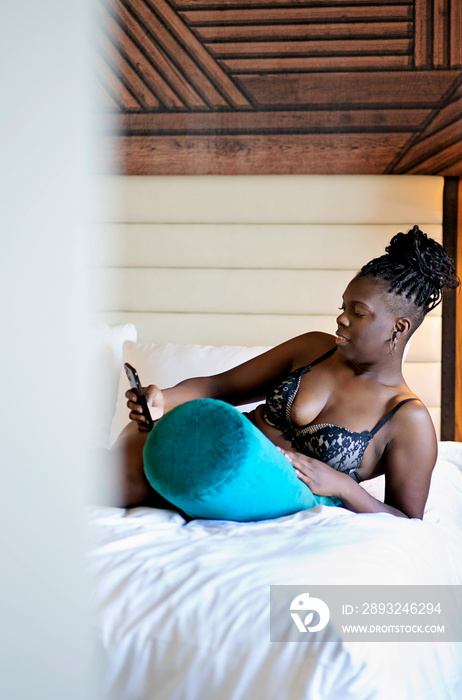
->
[379,402,437,519]
[281,401,437,519]
[128,332,334,427]
[281,451,410,518]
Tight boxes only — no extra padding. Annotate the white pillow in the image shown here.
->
[88,323,137,448]
[109,341,271,446]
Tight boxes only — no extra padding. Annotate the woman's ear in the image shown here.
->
[394,317,412,339]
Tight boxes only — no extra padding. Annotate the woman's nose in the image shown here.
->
[336,310,349,326]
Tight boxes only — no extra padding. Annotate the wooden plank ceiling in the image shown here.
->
[96,0,462,175]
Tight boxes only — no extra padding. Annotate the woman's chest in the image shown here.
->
[290,370,386,433]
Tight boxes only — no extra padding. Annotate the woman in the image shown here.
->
[114,226,458,519]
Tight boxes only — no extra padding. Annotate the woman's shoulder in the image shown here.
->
[385,395,436,452]
[393,395,434,428]
[288,331,337,365]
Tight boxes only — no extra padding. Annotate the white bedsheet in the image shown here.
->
[87,443,462,700]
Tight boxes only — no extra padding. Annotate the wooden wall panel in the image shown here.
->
[96,0,462,175]
[392,78,462,174]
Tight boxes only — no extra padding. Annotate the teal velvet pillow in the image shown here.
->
[143,398,339,521]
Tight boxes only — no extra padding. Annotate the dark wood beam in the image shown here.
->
[441,177,459,440]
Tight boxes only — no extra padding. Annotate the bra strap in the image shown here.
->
[301,346,337,374]
[371,398,418,436]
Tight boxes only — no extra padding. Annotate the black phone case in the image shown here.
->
[124,362,154,430]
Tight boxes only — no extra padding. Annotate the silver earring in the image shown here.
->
[389,333,397,356]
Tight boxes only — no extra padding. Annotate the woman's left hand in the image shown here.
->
[279,448,349,498]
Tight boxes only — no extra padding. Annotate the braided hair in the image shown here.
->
[359,225,459,327]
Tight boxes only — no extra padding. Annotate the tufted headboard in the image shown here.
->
[92,175,444,436]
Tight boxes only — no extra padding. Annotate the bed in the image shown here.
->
[87,175,462,699]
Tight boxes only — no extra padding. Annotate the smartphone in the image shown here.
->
[124,362,154,430]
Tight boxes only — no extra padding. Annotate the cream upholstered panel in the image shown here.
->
[97,175,444,224]
[93,223,443,269]
[93,175,444,434]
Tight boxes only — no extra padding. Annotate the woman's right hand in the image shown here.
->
[125,384,165,430]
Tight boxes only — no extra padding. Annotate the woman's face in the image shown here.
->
[335,275,398,363]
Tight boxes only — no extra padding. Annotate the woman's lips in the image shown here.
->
[335,331,349,344]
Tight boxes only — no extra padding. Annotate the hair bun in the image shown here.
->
[360,225,459,317]
[386,225,457,292]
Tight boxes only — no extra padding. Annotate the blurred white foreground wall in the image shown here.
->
[0,2,96,698]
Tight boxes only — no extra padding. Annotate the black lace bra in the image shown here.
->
[262,346,416,482]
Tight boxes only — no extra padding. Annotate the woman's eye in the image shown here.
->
[338,304,365,317]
